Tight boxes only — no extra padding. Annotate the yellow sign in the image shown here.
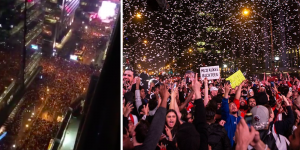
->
[226,70,246,89]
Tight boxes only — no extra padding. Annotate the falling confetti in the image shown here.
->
[123,0,300,75]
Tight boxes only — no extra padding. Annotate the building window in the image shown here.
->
[81,2,87,5]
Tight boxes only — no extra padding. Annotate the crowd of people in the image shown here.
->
[0,50,20,94]
[0,55,95,149]
[0,45,42,94]
[123,69,300,150]
[16,57,94,149]
[19,118,59,150]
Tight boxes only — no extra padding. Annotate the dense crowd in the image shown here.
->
[0,47,41,94]
[123,69,300,150]
[20,118,59,150]
[0,55,94,149]
[0,50,21,94]
[16,57,93,149]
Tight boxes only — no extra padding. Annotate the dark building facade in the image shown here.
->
[42,0,79,54]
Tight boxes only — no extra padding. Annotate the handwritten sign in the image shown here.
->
[200,66,220,80]
[226,70,246,89]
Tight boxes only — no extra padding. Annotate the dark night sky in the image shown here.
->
[123,0,300,74]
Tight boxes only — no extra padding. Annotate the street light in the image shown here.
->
[124,13,142,28]
[242,9,274,72]
[243,9,249,16]
[224,64,228,68]
[143,40,147,44]
[136,13,142,18]
[189,49,192,52]
[275,56,279,61]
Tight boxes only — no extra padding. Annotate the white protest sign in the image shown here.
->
[200,66,220,80]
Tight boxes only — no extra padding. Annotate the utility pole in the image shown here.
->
[270,16,274,72]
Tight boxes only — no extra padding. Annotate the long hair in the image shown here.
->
[165,109,181,137]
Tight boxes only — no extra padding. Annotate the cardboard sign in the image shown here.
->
[200,66,220,80]
[226,70,246,89]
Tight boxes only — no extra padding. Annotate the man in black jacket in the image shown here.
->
[206,107,231,150]
[131,83,169,150]
[176,73,208,150]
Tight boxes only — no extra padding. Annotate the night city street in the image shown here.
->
[0,0,119,149]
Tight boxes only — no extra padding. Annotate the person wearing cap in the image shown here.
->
[210,86,218,97]
[249,95,294,150]
[221,83,242,146]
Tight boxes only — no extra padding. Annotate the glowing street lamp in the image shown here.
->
[136,13,142,18]
[243,9,249,16]
[275,56,279,61]
[124,13,142,28]
[189,49,192,52]
[224,64,228,68]
[144,40,147,44]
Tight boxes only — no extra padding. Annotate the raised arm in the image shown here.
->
[204,78,209,107]
[221,83,231,120]
[169,87,182,122]
[235,81,244,100]
[141,84,169,150]
[192,73,208,150]
[179,91,194,111]
[135,77,142,113]
[274,95,295,135]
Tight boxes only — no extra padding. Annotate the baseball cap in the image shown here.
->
[250,105,269,130]
[210,86,218,92]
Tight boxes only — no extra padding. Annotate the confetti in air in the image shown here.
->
[123,0,300,75]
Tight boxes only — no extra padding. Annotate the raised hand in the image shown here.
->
[123,102,134,117]
[235,119,257,149]
[204,77,208,85]
[159,83,170,108]
[140,104,149,116]
[282,95,290,106]
[136,77,141,87]
[219,120,226,126]
[191,73,201,99]
[157,142,167,150]
[171,87,178,99]
[165,125,173,141]
[224,82,231,99]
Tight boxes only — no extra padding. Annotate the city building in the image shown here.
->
[42,0,79,55]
